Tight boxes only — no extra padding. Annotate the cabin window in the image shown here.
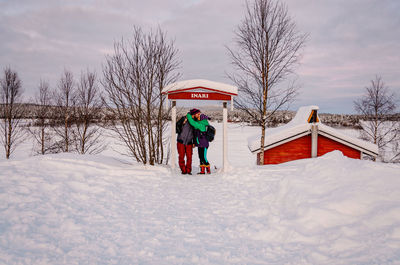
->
[308,110,319,123]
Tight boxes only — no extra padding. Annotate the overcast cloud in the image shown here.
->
[0,0,399,113]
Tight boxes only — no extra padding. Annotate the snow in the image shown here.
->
[247,123,310,151]
[248,106,319,152]
[162,79,238,95]
[289,105,319,125]
[248,106,379,156]
[1,123,400,264]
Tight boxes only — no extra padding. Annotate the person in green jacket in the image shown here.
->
[186,111,211,174]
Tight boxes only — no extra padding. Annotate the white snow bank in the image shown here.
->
[1,148,400,264]
[162,79,238,95]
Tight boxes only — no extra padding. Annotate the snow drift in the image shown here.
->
[0,123,400,264]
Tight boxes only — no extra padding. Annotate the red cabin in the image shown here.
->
[248,106,379,165]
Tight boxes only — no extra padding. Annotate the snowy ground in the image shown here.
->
[1,123,400,264]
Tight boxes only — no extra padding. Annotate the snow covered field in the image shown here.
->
[1,123,400,264]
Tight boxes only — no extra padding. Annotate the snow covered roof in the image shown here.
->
[289,105,320,125]
[317,124,378,156]
[162,79,238,95]
[248,105,379,157]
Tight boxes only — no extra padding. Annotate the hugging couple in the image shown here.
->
[176,108,212,175]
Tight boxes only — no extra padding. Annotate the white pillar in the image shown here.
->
[223,101,228,172]
[171,100,177,169]
[311,124,318,158]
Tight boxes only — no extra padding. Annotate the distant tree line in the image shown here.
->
[1,66,399,163]
[180,107,398,129]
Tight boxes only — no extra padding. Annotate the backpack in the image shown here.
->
[205,125,216,142]
[176,116,185,134]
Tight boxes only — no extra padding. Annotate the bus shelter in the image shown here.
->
[161,79,238,172]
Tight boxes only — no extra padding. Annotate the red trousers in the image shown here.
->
[177,142,193,174]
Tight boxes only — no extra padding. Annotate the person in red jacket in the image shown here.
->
[176,108,200,174]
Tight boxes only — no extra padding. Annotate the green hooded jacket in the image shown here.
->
[186,113,209,132]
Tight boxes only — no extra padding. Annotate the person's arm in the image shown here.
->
[186,113,206,131]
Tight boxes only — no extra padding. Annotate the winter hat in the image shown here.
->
[200,114,210,120]
[190,108,200,115]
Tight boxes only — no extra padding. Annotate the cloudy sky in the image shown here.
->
[0,0,399,113]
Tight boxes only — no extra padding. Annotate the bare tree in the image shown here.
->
[227,0,307,165]
[0,67,25,159]
[354,75,399,161]
[102,26,180,165]
[73,70,105,154]
[390,138,400,163]
[29,79,54,155]
[153,29,181,164]
[53,70,76,152]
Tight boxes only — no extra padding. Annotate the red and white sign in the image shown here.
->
[167,91,232,101]
[162,84,237,101]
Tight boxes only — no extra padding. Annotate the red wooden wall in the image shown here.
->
[258,135,312,165]
[317,135,361,159]
[259,134,361,165]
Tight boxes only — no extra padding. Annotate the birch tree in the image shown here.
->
[29,79,54,155]
[73,70,105,154]
[54,70,76,152]
[0,67,25,159]
[102,26,180,165]
[227,0,307,164]
[354,75,399,161]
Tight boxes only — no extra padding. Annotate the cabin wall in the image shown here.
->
[258,134,361,165]
[317,135,361,159]
[258,135,312,165]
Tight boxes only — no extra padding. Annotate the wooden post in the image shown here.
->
[171,100,177,169]
[311,124,318,158]
[223,101,228,172]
